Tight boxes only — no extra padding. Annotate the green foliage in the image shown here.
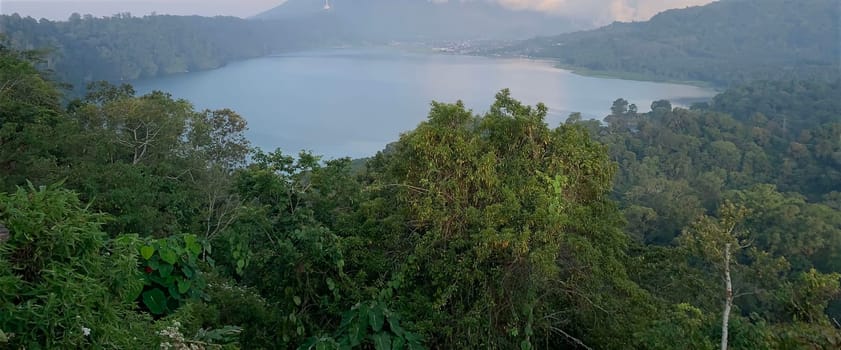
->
[0,43,64,192]
[0,184,158,348]
[581,80,841,246]
[710,80,841,138]
[194,325,244,346]
[139,234,205,315]
[182,273,280,349]
[196,150,358,346]
[726,185,841,273]
[635,303,716,350]
[1,38,839,349]
[568,80,841,347]
[366,90,646,348]
[156,319,242,350]
[300,301,425,350]
[58,81,252,237]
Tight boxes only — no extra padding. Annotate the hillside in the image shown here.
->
[255,0,584,41]
[495,0,840,86]
[0,13,351,88]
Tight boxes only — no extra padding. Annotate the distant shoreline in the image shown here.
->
[130,45,722,98]
[551,63,722,91]
[474,53,721,91]
[444,46,723,90]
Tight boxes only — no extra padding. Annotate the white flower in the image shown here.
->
[82,327,91,336]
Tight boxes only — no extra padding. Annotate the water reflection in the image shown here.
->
[133,48,715,158]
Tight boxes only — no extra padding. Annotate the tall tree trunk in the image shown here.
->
[721,243,732,350]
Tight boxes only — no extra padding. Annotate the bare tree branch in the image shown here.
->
[548,326,593,350]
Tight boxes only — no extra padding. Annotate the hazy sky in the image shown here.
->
[1,0,715,22]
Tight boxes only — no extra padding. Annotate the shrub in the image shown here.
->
[0,183,156,348]
[138,234,206,316]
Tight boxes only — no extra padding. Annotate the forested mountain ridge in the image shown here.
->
[255,0,583,41]
[0,13,351,87]
[2,42,840,349]
[494,0,840,86]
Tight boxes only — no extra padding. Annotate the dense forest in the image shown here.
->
[2,37,840,349]
[495,0,840,86]
[0,13,351,86]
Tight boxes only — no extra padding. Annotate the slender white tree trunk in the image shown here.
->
[721,243,732,350]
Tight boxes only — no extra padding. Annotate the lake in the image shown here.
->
[133,48,716,159]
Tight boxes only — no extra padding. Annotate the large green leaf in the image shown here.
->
[369,304,385,332]
[159,248,178,264]
[177,279,192,294]
[142,288,167,315]
[404,333,426,350]
[392,336,405,350]
[158,264,174,278]
[387,315,405,337]
[372,333,392,350]
[348,309,367,347]
[148,273,166,285]
[181,264,195,278]
[315,341,333,350]
[339,309,356,330]
[297,337,317,350]
[125,280,144,303]
[184,234,201,255]
[140,245,155,260]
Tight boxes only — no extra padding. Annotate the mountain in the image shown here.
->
[493,0,840,86]
[254,0,585,41]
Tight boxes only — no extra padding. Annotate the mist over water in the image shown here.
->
[133,48,715,158]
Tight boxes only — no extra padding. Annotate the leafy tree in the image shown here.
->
[0,43,64,191]
[211,150,354,346]
[367,90,646,348]
[679,202,767,349]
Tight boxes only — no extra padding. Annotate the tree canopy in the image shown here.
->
[1,43,839,349]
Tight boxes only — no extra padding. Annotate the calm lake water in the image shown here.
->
[133,48,715,158]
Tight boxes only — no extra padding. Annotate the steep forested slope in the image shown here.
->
[498,0,840,85]
[0,13,349,87]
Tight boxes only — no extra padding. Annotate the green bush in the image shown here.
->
[177,273,278,349]
[138,234,206,316]
[0,183,157,348]
[300,300,425,350]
